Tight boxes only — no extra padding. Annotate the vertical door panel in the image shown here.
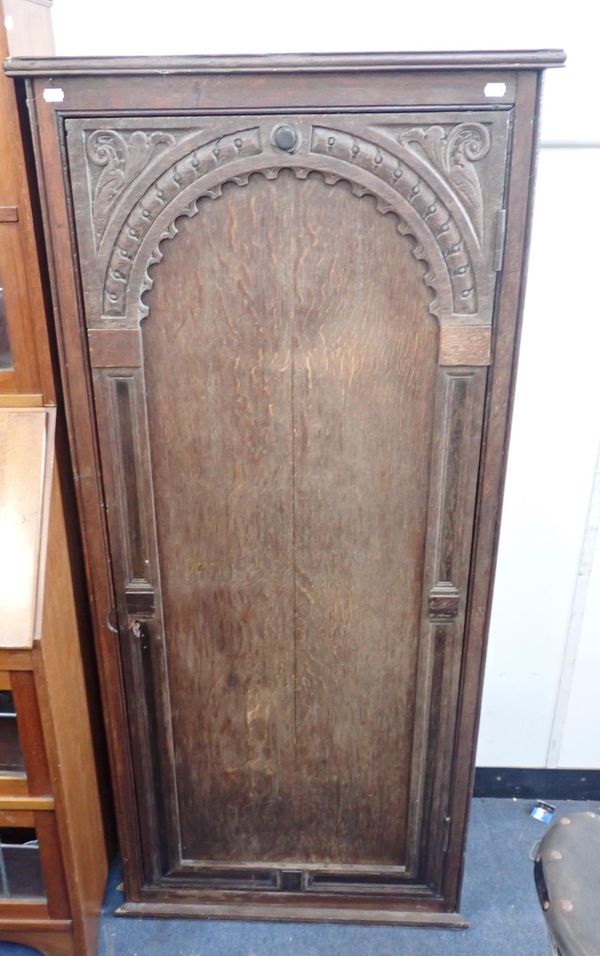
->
[291,176,437,864]
[62,109,510,894]
[142,171,438,865]
[143,175,296,861]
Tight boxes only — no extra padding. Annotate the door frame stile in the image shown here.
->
[441,69,544,909]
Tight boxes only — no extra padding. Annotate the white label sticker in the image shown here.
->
[4,15,14,30]
[484,82,507,98]
[43,87,65,103]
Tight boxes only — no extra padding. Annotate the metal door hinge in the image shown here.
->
[106,607,119,635]
[442,815,452,853]
[494,209,507,272]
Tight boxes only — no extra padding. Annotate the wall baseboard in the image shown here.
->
[474,767,600,801]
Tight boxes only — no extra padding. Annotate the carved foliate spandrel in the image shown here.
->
[67,112,509,338]
[396,123,491,241]
[86,129,179,249]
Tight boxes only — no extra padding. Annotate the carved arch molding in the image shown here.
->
[68,113,509,343]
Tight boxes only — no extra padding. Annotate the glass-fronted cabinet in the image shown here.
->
[0,690,25,777]
[0,668,67,921]
[0,827,45,900]
[0,280,13,371]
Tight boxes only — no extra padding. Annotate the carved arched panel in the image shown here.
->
[63,105,508,895]
[18,49,553,924]
[138,170,439,864]
[66,111,509,343]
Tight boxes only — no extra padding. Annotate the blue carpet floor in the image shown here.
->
[3,798,597,955]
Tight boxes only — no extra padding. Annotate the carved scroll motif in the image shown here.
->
[86,129,177,248]
[78,119,497,325]
[387,123,491,243]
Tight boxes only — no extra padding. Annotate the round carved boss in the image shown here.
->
[271,123,300,153]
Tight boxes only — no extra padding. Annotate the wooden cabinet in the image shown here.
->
[7,50,564,926]
[0,4,110,952]
[0,410,109,956]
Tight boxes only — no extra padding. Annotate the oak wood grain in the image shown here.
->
[87,328,142,368]
[439,326,491,366]
[143,174,296,862]
[11,52,555,923]
[139,171,439,869]
[291,175,436,864]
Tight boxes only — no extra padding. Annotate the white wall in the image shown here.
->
[44,0,600,769]
[476,149,600,767]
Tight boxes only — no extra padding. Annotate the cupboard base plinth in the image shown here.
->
[116,898,469,928]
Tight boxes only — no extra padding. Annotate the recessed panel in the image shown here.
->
[143,171,437,867]
[0,828,45,900]
[0,691,25,775]
[0,280,13,371]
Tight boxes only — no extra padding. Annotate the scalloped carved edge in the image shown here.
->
[137,166,440,320]
[103,127,263,316]
[310,126,477,313]
[395,122,491,241]
[98,124,484,323]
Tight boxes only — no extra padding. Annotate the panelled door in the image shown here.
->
[65,110,510,899]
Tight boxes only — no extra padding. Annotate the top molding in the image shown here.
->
[4,50,566,77]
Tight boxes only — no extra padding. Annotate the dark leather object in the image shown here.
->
[535,812,600,956]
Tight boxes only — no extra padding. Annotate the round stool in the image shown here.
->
[534,811,600,956]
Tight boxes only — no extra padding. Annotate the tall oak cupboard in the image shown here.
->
[5,50,564,926]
